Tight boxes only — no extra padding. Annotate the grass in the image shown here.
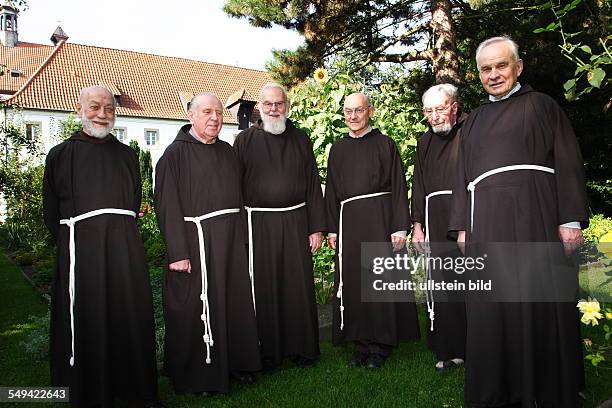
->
[0,249,610,408]
[0,251,52,408]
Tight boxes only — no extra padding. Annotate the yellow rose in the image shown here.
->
[577,298,603,326]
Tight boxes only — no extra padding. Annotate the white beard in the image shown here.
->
[432,122,452,135]
[262,114,287,135]
[81,116,115,139]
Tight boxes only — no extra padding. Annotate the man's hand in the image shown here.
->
[391,234,406,252]
[327,235,337,251]
[309,232,323,254]
[169,259,191,273]
[457,230,466,255]
[412,223,425,254]
[559,226,584,256]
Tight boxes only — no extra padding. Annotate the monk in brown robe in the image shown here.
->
[233,83,326,370]
[411,83,467,371]
[325,92,420,369]
[449,36,588,408]
[154,93,260,395]
[43,86,160,408]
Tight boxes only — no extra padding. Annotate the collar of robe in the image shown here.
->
[70,130,115,144]
[484,83,534,105]
[344,127,380,139]
[174,124,218,144]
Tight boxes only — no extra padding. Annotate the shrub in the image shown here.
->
[313,242,335,304]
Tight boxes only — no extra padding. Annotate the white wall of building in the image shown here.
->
[5,108,241,166]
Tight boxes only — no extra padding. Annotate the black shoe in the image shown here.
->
[348,352,369,368]
[291,356,315,368]
[365,354,387,369]
[231,371,256,384]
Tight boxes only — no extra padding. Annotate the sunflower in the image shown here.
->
[313,68,329,83]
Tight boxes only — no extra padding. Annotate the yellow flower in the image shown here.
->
[606,312,612,320]
[597,230,612,260]
[583,338,593,348]
[313,68,329,84]
[577,298,603,326]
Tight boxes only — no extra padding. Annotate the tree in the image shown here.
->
[223,0,463,86]
[139,149,153,206]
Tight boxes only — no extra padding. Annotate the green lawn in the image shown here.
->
[1,251,610,408]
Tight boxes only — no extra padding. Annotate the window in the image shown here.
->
[24,122,41,143]
[113,127,127,143]
[144,129,158,146]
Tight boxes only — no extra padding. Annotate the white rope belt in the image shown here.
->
[59,208,136,367]
[184,207,240,364]
[467,165,555,232]
[244,202,306,316]
[337,192,391,330]
[423,190,452,332]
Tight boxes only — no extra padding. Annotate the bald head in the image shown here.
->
[345,92,370,109]
[187,92,224,144]
[79,86,116,108]
[77,86,116,139]
[343,93,373,137]
[189,92,223,112]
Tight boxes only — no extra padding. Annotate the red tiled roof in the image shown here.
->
[1,40,271,123]
[0,41,53,94]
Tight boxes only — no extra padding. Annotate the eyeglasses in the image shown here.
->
[343,106,370,116]
[423,103,454,117]
[262,101,286,110]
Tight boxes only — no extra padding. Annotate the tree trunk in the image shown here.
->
[430,0,461,85]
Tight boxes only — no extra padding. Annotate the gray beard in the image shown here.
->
[81,116,114,139]
[262,116,287,135]
[432,122,452,136]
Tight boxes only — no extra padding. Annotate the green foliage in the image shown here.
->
[137,205,166,268]
[370,77,427,188]
[50,113,82,142]
[313,242,335,304]
[290,72,361,176]
[534,0,611,102]
[20,312,50,363]
[584,214,612,243]
[139,149,154,206]
[129,139,141,158]
[149,266,165,364]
